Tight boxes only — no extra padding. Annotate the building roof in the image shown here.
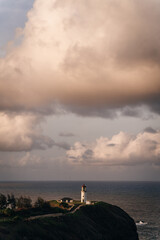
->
[61,197,73,201]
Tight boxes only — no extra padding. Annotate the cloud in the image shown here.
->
[54,141,70,150]
[0,0,160,117]
[59,132,75,137]
[0,112,70,152]
[0,152,43,169]
[1,0,160,156]
[18,152,41,167]
[0,113,54,151]
[143,127,157,134]
[66,130,160,166]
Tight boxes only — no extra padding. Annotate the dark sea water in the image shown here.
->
[0,181,159,240]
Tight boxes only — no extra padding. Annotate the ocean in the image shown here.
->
[0,181,159,240]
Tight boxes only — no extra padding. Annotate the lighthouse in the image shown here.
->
[81,184,87,203]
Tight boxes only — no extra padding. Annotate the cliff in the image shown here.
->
[0,202,139,240]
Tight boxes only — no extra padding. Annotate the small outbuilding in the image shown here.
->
[60,197,73,203]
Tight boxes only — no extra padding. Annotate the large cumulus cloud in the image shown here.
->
[1,0,160,152]
[0,0,160,116]
[0,113,55,151]
[66,129,160,166]
[0,113,70,151]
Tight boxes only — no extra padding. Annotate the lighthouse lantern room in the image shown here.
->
[81,184,87,203]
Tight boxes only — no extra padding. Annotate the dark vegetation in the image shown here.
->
[0,194,50,210]
[0,194,66,222]
[0,197,139,240]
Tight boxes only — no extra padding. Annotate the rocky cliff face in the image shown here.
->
[71,202,139,240]
[0,202,139,240]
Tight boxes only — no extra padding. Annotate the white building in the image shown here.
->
[60,197,73,203]
[81,184,87,203]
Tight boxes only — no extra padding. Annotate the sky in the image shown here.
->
[0,0,160,181]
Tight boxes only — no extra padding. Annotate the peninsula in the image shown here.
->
[0,200,139,240]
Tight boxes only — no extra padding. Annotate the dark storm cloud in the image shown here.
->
[65,105,118,119]
[144,127,157,134]
[107,144,116,147]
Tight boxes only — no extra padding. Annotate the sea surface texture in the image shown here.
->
[0,181,159,240]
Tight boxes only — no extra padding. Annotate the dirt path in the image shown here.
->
[27,204,83,221]
[28,212,63,220]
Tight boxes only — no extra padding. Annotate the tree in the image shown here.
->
[0,194,7,209]
[34,197,45,208]
[34,197,50,209]
[16,196,32,209]
[7,194,16,209]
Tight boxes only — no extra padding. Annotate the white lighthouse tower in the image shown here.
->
[81,184,87,203]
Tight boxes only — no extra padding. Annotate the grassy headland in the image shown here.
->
[0,198,139,240]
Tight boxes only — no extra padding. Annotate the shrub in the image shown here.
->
[13,215,23,222]
[3,208,14,217]
[7,194,16,209]
[34,197,51,209]
[16,196,32,209]
[34,197,45,208]
[59,202,69,208]
[0,193,7,209]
